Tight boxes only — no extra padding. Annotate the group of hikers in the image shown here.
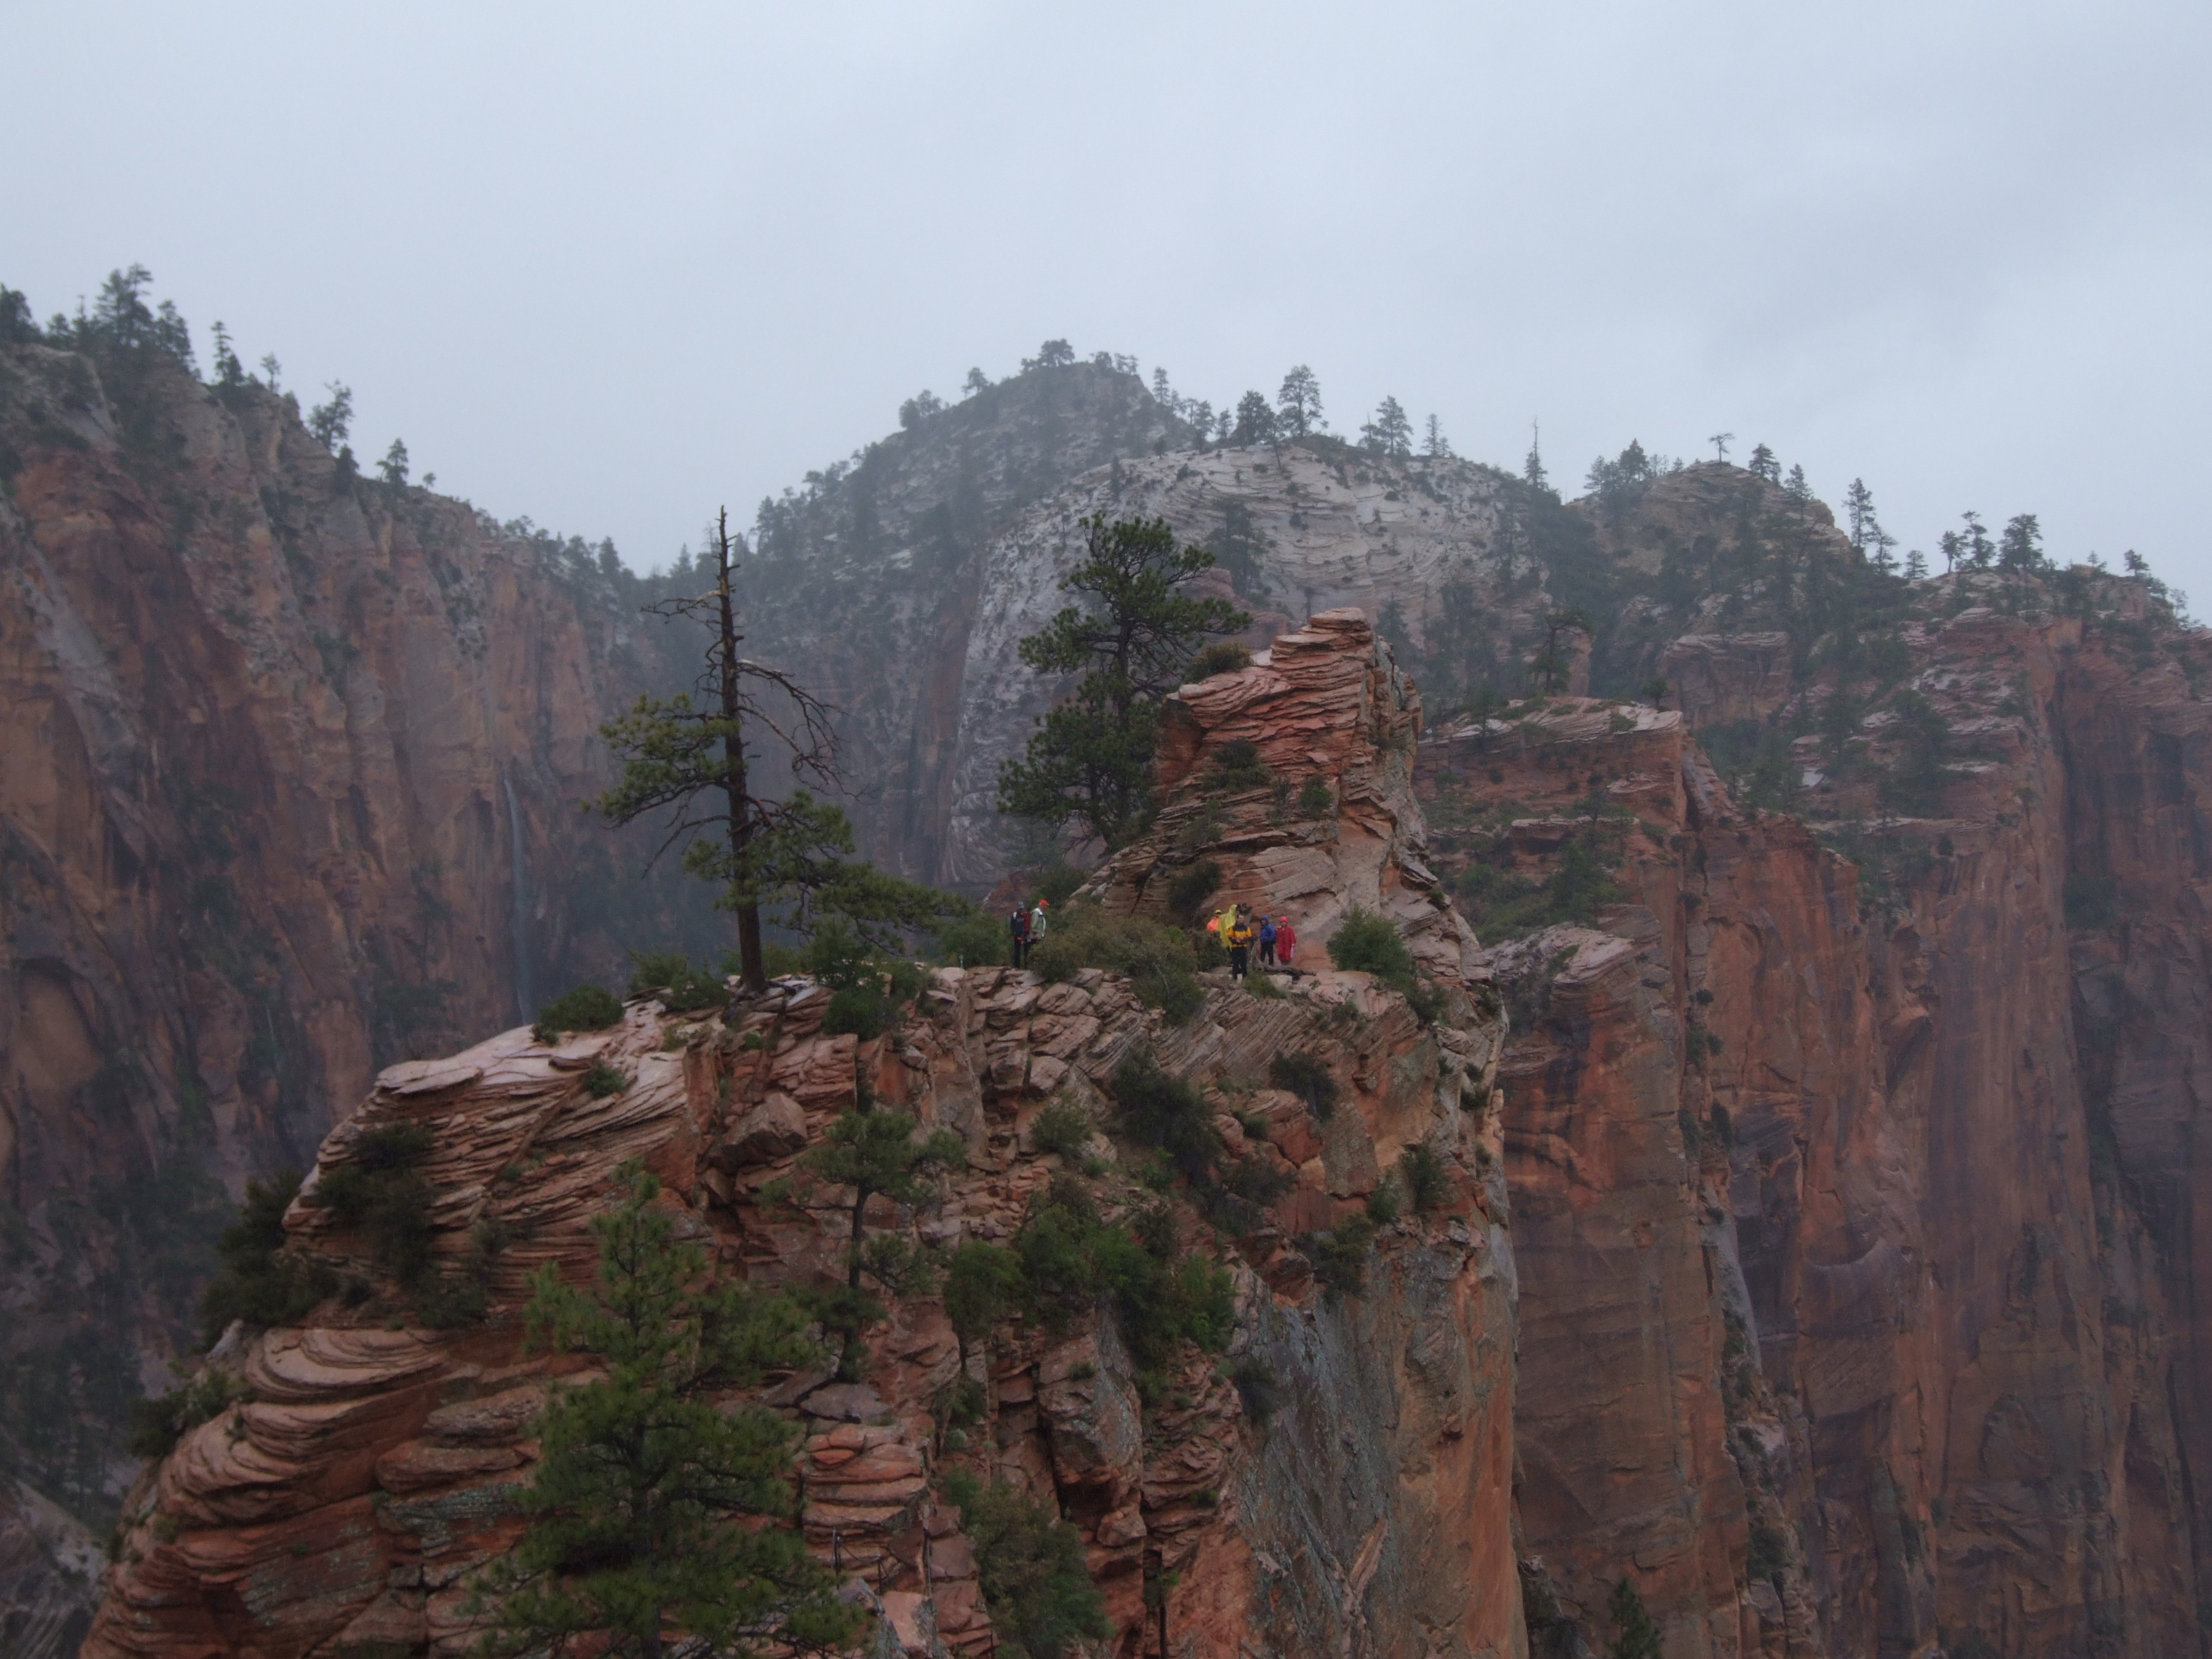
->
[1003,892,1296,986]
[1006,897,1050,968]
[1210,904,1296,982]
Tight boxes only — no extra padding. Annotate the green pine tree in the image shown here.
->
[1605,1578,1663,1659]
[803,1110,967,1289]
[474,1165,857,1659]
[997,515,1247,847]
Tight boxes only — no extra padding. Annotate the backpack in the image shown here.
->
[1010,909,1030,940]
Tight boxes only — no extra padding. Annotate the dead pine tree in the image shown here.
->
[593,507,948,994]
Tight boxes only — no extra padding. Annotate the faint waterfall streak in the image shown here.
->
[504,775,532,1023]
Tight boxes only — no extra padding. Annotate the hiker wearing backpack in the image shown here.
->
[1010,904,1031,968]
[1227,911,1254,982]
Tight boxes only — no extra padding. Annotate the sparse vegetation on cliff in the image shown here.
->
[195,1169,332,1344]
[940,1468,1110,1659]
[473,1166,852,1659]
[1030,899,1205,1024]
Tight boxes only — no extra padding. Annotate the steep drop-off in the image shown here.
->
[1411,552,2211,1652]
[0,332,707,1582]
[84,615,1521,1659]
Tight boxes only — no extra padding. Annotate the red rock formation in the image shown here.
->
[0,335,697,1568]
[1421,587,2212,1658]
[83,614,1520,1658]
[1090,608,1480,987]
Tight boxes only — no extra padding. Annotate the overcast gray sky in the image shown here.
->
[6,2,2208,594]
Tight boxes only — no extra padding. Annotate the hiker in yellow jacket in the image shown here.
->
[1226,910,1255,982]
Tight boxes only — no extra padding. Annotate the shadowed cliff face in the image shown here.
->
[82,621,1520,1659]
[0,336,708,1580]
[1420,583,2211,1656]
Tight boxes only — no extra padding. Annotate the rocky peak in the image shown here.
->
[1090,608,1480,987]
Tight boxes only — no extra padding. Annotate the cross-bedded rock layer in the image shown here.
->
[84,612,1519,1659]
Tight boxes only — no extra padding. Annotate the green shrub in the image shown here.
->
[943,1240,1025,1358]
[1031,1097,1095,1160]
[1036,864,1089,908]
[582,1059,628,1098]
[1204,739,1274,791]
[822,986,894,1039]
[940,1470,1110,1659]
[1606,1579,1663,1659]
[1165,859,1222,924]
[932,908,1009,967]
[944,1372,988,1426]
[803,916,875,990]
[1013,1175,1236,1374]
[1110,1053,1221,1185]
[1227,1355,1281,1425]
[314,1123,438,1290]
[1298,776,1334,816]
[1404,979,1447,1027]
[1327,908,1415,982]
[798,1281,889,1381]
[1324,908,1444,1022]
[1187,641,1252,680]
[534,983,622,1042]
[1031,900,1204,1024]
[1269,1051,1338,1122]
[124,1365,249,1460]
[1306,1212,1376,1296]
[1365,1177,1402,1225]
[1398,1143,1450,1211]
[409,1216,509,1328]
[625,951,731,1012]
[198,1168,334,1344]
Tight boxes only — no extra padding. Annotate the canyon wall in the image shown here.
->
[1416,587,2211,1657]
[0,335,702,1584]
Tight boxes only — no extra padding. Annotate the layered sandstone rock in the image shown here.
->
[84,615,1519,1659]
[1088,608,1480,987]
[1419,580,2212,1659]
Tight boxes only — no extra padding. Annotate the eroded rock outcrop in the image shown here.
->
[1090,608,1480,988]
[84,613,1519,1659]
[1421,582,2212,1658]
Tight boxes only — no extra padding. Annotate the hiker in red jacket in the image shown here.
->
[1274,915,1297,969]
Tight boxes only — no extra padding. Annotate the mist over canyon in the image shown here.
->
[1,280,2206,1659]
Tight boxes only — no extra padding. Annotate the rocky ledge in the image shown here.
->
[85,611,1523,1659]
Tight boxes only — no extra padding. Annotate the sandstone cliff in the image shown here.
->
[1414,554,2212,1655]
[82,618,1519,1658]
[0,330,705,1607]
